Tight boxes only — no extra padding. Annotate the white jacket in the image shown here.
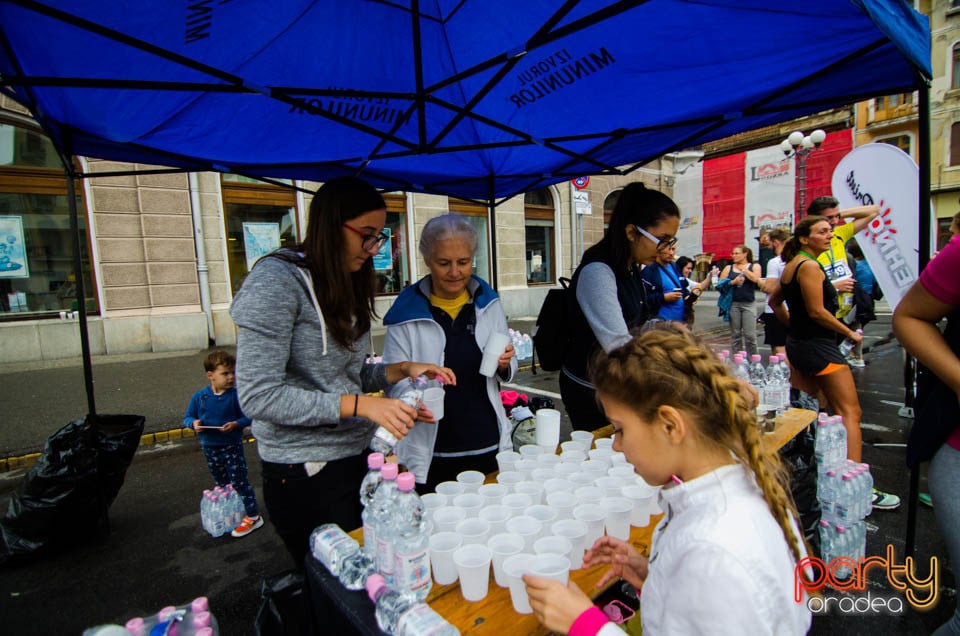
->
[633,463,811,636]
[381,275,516,484]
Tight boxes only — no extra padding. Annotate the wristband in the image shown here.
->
[569,606,610,636]
[353,394,359,418]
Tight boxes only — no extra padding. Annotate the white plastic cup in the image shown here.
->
[502,492,534,517]
[574,485,604,505]
[530,468,555,484]
[621,484,655,528]
[456,470,486,494]
[602,497,633,540]
[607,465,636,481]
[559,450,587,464]
[505,515,543,552]
[588,448,615,467]
[580,461,608,478]
[543,478,575,496]
[496,470,524,492]
[535,409,561,451]
[560,440,588,454]
[478,482,508,507]
[453,544,493,601]
[573,503,607,545]
[595,476,626,499]
[435,481,464,498]
[452,493,484,518]
[546,491,578,521]
[518,444,544,458]
[421,386,445,421]
[524,504,558,526]
[551,519,589,569]
[433,507,467,533]
[479,504,512,537]
[516,459,539,480]
[555,463,582,479]
[480,332,511,377]
[487,533,525,588]
[530,552,571,585]
[610,452,628,466]
[569,430,595,447]
[535,454,561,470]
[514,481,543,505]
[503,553,536,614]
[568,472,596,488]
[594,437,614,451]
[429,532,463,585]
[534,536,573,564]
[421,492,447,524]
[456,517,492,547]
[496,450,521,474]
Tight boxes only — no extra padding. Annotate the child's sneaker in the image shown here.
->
[231,515,264,537]
[871,488,901,511]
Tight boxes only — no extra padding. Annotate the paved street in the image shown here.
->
[0,295,956,634]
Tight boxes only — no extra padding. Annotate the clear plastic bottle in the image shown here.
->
[748,354,767,398]
[224,484,244,527]
[391,472,432,601]
[310,523,360,576]
[338,550,376,591]
[200,490,214,536]
[763,355,787,413]
[818,520,834,564]
[777,353,791,386]
[368,462,400,583]
[839,329,863,357]
[360,452,386,508]
[860,463,874,516]
[365,574,461,636]
[371,389,423,454]
[732,354,749,383]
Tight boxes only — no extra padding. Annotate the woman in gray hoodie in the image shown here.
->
[230,177,454,564]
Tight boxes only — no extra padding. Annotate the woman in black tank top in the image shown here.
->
[769,217,866,464]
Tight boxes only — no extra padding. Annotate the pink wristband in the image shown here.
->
[569,606,610,636]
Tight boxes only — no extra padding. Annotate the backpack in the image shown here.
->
[532,277,571,371]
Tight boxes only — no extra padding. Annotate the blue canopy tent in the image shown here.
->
[0,1,934,551]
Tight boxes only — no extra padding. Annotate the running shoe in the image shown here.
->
[231,515,264,537]
[871,488,901,511]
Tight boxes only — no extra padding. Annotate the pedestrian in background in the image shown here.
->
[760,228,790,359]
[640,243,687,323]
[382,214,516,493]
[184,349,262,538]
[845,240,876,368]
[230,176,455,565]
[675,255,703,327]
[560,182,680,431]
[719,244,762,357]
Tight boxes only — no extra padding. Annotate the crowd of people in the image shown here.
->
[184,174,960,635]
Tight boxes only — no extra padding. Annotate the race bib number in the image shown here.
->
[823,260,851,281]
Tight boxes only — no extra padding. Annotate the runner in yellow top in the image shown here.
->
[805,196,880,320]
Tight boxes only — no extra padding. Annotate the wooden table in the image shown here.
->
[342,408,816,635]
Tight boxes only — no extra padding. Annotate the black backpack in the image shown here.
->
[532,277,571,371]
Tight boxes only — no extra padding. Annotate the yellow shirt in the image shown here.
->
[817,222,856,319]
[430,289,470,320]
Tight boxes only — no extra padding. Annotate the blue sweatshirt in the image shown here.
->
[183,385,251,447]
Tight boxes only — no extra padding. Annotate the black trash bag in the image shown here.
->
[255,570,314,636]
[0,414,144,566]
[528,396,555,413]
[780,421,821,559]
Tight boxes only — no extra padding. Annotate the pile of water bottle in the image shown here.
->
[199,485,245,537]
[312,452,459,635]
[509,328,533,360]
[83,597,219,635]
[719,350,791,415]
[814,413,873,576]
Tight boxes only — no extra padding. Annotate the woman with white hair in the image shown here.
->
[382,214,517,492]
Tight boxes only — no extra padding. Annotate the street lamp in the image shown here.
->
[780,128,827,226]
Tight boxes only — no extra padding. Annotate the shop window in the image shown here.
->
[374,194,411,294]
[448,198,491,283]
[524,189,555,285]
[0,123,96,318]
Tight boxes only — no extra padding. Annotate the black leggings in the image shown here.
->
[261,454,367,567]
[559,372,609,431]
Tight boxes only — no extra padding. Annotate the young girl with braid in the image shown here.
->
[524,328,811,635]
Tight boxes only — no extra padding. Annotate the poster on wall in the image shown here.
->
[242,222,281,271]
[372,227,393,270]
[0,216,29,279]
[743,145,795,247]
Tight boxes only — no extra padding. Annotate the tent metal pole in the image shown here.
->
[487,177,498,291]
[905,75,932,559]
[66,169,97,418]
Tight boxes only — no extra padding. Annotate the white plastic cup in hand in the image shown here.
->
[551,519,589,569]
[503,553,536,614]
[456,470,485,494]
[479,504,512,536]
[496,450,521,474]
[573,503,607,545]
[535,408,561,451]
[453,544,492,602]
[479,332,511,377]
[429,531,463,585]
[488,532,525,588]
[530,552,571,585]
[478,482,508,507]
[421,386,445,421]
[433,507,467,533]
[456,517,491,547]
[569,430,595,447]
[505,515,543,552]
[452,493,484,518]
[602,497,633,540]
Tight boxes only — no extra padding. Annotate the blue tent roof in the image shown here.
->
[0,0,931,202]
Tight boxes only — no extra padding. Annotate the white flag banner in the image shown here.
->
[673,161,704,259]
[831,143,924,312]
[744,145,795,247]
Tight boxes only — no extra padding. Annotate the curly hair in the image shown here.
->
[203,350,235,373]
[590,328,807,565]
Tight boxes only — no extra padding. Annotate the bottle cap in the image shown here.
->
[768,356,778,364]
[190,596,209,612]
[157,606,178,621]
[367,452,385,469]
[751,354,761,362]
[366,573,387,601]
[397,472,415,491]
[381,462,399,480]
[192,611,211,628]
[195,629,214,636]
[125,617,145,632]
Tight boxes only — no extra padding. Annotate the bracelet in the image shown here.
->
[353,394,359,418]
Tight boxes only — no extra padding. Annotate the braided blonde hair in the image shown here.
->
[591,327,807,565]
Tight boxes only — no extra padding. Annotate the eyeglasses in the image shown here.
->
[342,223,389,252]
[633,225,678,251]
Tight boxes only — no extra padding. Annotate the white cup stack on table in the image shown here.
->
[535,408,562,452]
[479,332,511,377]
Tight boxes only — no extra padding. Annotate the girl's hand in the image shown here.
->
[582,536,649,590]
[397,362,457,386]
[522,576,594,634]
[358,396,418,440]
[498,344,516,371]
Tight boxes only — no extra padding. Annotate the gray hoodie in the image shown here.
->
[229,252,388,463]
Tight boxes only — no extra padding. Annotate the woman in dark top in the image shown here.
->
[720,244,762,356]
[769,216,864,460]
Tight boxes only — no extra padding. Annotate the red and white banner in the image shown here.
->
[743,145,795,246]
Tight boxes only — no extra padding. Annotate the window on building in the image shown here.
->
[373,194,411,294]
[603,190,620,232]
[938,217,956,252]
[952,123,960,167]
[954,44,960,89]
[524,188,555,285]
[221,175,299,294]
[448,198,491,282]
[877,135,911,156]
[0,123,96,318]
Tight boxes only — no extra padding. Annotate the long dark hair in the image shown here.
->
[585,182,680,270]
[298,177,385,348]
[781,216,827,263]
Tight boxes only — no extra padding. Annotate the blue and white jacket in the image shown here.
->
[382,275,517,484]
